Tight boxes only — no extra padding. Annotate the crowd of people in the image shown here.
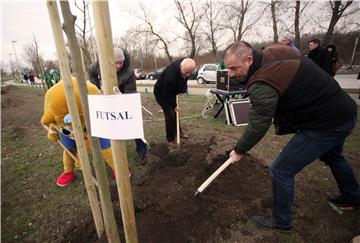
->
[279,36,344,77]
[21,69,61,88]
[41,36,358,235]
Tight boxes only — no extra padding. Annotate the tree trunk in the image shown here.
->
[92,1,138,242]
[323,1,354,46]
[60,1,120,242]
[294,1,300,48]
[46,0,104,238]
[33,35,47,93]
[271,0,278,43]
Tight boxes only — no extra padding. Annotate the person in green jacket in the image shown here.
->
[224,41,359,233]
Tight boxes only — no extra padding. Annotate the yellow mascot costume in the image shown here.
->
[41,79,115,187]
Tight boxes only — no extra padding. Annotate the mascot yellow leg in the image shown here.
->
[101,147,131,178]
[101,147,115,171]
[63,149,76,172]
[56,149,76,187]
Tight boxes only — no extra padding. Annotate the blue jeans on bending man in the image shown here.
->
[270,115,360,228]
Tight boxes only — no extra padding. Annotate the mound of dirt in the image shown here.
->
[63,135,272,243]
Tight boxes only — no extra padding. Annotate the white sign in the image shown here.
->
[88,93,144,140]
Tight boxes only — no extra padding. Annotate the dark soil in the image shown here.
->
[62,136,272,243]
[2,86,359,243]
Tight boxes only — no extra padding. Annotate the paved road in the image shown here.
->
[3,74,360,105]
[137,73,360,90]
[332,74,360,89]
[137,74,360,105]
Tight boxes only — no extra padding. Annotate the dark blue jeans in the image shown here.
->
[135,139,147,159]
[270,115,359,227]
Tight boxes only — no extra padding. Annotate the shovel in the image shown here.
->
[194,158,232,196]
[169,95,181,155]
[176,95,180,149]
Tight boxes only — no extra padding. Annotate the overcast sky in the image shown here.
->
[1,0,170,66]
[1,0,359,70]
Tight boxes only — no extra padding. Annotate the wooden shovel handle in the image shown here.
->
[43,125,79,163]
[196,158,232,194]
[176,95,180,145]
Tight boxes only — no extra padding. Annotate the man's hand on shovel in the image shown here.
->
[229,150,243,164]
[194,150,243,197]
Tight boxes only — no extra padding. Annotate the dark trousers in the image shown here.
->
[135,139,147,159]
[154,92,178,142]
[270,115,359,227]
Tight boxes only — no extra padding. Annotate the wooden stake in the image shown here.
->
[59,1,120,242]
[92,1,138,242]
[46,0,104,237]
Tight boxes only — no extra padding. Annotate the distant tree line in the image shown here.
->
[2,0,359,78]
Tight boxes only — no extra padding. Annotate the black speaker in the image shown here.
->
[216,70,246,91]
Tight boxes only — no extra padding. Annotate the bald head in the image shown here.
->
[180,58,196,78]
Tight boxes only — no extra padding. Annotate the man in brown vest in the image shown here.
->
[224,41,359,232]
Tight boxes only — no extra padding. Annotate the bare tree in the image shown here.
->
[201,1,225,57]
[23,44,38,72]
[74,0,92,74]
[278,0,312,48]
[23,42,43,75]
[134,3,173,62]
[32,35,46,91]
[174,0,203,58]
[224,0,261,43]
[22,35,47,91]
[294,1,301,47]
[323,1,360,45]
[270,0,280,43]
[44,60,59,70]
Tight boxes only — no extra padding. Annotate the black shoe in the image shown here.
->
[328,196,360,209]
[252,215,292,233]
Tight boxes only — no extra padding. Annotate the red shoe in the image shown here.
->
[112,171,132,178]
[56,172,75,187]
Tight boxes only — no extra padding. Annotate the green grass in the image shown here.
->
[2,86,360,243]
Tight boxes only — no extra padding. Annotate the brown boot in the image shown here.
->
[180,133,189,139]
[168,141,177,150]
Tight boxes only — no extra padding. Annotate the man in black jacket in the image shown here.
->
[89,47,149,165]
[224,42,359,232]
[154,58,196,149]
[308,38,332,75]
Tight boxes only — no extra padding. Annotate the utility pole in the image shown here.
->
[8,53,16,79]
[349,37,359,71]
[12,40,24,75]
[86,2,97,63]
